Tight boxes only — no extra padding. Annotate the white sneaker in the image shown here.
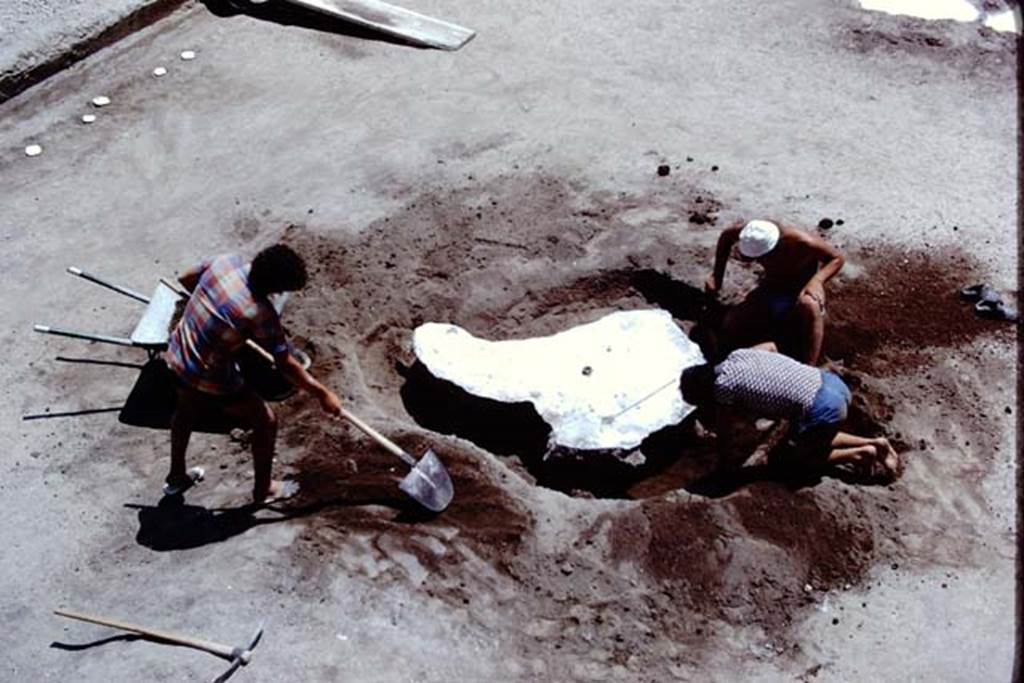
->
[162,466,205,496]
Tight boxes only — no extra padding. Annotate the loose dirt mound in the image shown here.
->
[262,174,1009,671]
[825,246,1012,373]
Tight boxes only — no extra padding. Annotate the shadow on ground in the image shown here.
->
[128,491,420,551]
[200,0,424,49]
[50,634,142,652]
[400,359,724,499]
[398,358,896,500]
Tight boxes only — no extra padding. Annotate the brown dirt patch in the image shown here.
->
[603,482,877,638]
[253,173,1007,666]
[841,17,1016,83]
[824,246,1014,373]
[280,402,532,587]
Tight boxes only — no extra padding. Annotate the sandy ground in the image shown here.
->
[0,1,1017,680]
[0,0,185,100]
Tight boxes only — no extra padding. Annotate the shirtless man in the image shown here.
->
[704,219,844,365]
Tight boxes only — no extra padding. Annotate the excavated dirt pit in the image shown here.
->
[255,173,1012,664]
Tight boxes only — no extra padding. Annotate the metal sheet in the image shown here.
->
[130,281,179,347]
[285,0,476,51]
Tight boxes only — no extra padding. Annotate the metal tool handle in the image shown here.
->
[603,378,679,422]
[160,277,188,298]
[67,266,150,304]
[34,324,135,347]
[54,609,241,661]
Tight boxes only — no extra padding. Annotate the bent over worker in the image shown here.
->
[164,245,342,503]
[679,344,899,481]
[704,219,844,365]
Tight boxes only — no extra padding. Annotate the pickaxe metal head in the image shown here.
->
[211,624,263,683]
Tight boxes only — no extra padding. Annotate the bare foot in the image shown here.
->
[255,479,300,504]
[872,439,901,480]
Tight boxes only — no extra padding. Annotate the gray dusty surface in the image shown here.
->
[0,1,1017,681]
[0,0,181,97]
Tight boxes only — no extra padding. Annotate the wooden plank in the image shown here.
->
[283,0,475,50]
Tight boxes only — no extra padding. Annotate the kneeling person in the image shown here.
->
[165,244,343,503]
[679,345,899,480]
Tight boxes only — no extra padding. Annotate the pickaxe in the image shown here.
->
[54,608,263,683]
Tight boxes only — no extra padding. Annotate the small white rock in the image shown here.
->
[81,114,97,124]
[152,66,168,77]
[180,50,196,61]
[24,144,42,157]
[803,583,813,593]
[91,95,111,107]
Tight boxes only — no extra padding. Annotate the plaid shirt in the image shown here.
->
[165,254,289,395]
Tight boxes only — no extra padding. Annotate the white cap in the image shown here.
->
[738,220,780,258]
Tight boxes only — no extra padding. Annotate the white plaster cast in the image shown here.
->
[413,310,705,452]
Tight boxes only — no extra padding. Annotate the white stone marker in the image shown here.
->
[153,66,168,77]
[91,96,111,107]
[81,114,97,124]
[24,144,42,157]
[180,50,196,61]
[413,309,705,452]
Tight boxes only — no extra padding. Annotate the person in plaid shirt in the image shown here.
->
[165,244,342,503]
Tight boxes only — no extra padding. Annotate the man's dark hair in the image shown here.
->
[679,363,716,407]
[249,244,308,296]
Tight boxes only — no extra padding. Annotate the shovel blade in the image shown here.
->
[399,449,453,512]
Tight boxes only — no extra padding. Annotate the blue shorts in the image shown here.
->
[788,371,851,459]
[747,285,827,325]
[798,371,850,432]
[747,285,799,324]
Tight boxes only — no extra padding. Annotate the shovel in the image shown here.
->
[335,404,453,513]
[242,338,453,512]
[162,278,453,512]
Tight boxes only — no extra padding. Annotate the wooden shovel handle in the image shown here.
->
[54,609,239,661]
[337,407,414,465]
[240,339,413,466]
[163,274,416,468]
[161,278,285,377]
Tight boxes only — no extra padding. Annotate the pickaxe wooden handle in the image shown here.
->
[53,608,255,664]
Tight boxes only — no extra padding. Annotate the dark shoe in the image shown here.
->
[975,298,1019,322]
[959,283,998,303]
[162,466,205,496]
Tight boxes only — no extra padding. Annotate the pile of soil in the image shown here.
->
[824,246,1012,373]
[258,173,1009,670]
